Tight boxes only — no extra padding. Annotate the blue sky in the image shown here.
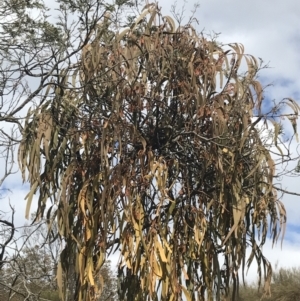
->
[1,0,300,286]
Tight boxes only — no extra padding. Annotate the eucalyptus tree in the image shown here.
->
[0,0,56,180]
[18,3,300,301]
[0,0,132,183]
[1,0,132,299]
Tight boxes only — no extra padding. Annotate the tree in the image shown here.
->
[1,0,133,300]
[0,1,63,281]
[0,206,15,271]
[0,216,59,301]
[0,0,133,184]
[0,216,118,301]
[17,3,300,301]
[0,0,55,165]
[0,246,117,301]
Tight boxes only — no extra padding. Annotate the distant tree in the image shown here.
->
[0,0,55,180]
[0,216,118,301]
[0,1,62,287]
[95,261,118,301]
[0,206,15,271]
[0,248,59,301]
[0,217,59,301]
[1,0,129,300]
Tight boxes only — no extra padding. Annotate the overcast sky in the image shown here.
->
[1,0,300,286]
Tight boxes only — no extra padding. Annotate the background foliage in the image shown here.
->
[0,216,117,301]
[238,266,300,301]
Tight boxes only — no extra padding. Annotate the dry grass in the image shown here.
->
[237,267,300,301]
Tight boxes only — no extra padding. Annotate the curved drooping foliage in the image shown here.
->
[18,5,299,301]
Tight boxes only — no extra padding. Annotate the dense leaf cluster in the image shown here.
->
[18,4,299,301]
